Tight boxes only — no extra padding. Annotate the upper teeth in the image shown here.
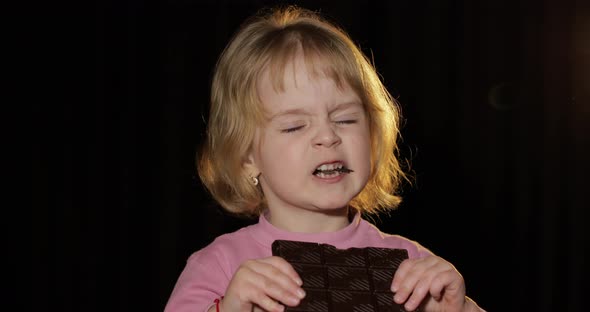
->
[316,163,343,171]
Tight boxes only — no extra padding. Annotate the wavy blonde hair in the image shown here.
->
[198,5,408,217]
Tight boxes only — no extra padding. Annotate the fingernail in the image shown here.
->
[297,288,306,298]
[295,278,303,286]
[289,296,300,305]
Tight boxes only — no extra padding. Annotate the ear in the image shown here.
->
[242,150,260,178]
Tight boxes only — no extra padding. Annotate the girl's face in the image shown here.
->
[247,53,371,218]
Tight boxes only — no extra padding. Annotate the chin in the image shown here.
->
[311,202,351,213]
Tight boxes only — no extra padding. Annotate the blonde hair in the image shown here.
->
[198,5,408,217]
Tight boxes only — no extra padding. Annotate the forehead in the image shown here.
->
[263,51,327,88]
[257,52,360,114]
[262,45,348,91]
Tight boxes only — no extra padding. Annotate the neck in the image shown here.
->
[266,207,352,233]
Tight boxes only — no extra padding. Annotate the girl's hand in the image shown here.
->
[391,255,478,312]
[218,256,306,312]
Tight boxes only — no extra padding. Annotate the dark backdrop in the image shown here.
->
[31,0,589,311]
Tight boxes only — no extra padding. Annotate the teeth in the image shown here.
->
[313,162,352,178]
[315,171,341,178]
[316,163,343,171]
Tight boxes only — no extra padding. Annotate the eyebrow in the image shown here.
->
[270,100,362,120]
[328,100,363,114]
[270,108,311,120]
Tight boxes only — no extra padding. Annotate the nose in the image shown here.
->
[312,122,341,148]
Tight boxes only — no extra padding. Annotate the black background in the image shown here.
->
[30,0,588,311]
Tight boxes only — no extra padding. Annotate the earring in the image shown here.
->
[251,175,259,186]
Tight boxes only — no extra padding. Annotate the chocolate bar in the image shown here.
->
[272,240,419,312]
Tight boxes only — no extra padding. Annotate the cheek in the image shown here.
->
[352,131,372,174]
[258,135,299,167]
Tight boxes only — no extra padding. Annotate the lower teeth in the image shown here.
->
[316,172,339,178]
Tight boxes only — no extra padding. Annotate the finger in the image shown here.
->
[403,273,433,311]
[391,257,432,291]
[428,270,451,301]
[243,260,305,306]
[391,259,410,293]
[252,305,266,312]
[253,258,306,300]
[232,267,288,311]
[225,265,295,311]
[391,258,433,304]
[262,283,302,308]
[259,256,303,285]
[428,269,465,303]
[250,291,286,312]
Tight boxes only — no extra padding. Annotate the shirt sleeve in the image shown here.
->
[164,250,229,312]
[401,237,434,259]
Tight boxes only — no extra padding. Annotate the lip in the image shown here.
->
[312,171,346,184]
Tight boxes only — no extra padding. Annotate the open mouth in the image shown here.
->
[313,162,354,178]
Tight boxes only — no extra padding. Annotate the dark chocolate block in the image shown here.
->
[272,240,419,312]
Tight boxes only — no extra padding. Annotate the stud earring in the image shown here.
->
[251,176,259,186]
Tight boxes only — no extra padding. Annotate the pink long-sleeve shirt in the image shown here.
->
[164,213,432,312]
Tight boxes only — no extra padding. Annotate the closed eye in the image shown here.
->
[335,120,357,125]
[281,125,304,133]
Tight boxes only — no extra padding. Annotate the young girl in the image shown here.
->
[165,5,485,312]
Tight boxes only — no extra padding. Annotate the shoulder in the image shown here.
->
[169,223,264,301]
[165,227,260,312]
[188,224,257,264]
[357,218,433,259]
[186,220,271,275]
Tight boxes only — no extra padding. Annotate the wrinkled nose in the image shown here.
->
[312,123,341,148]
